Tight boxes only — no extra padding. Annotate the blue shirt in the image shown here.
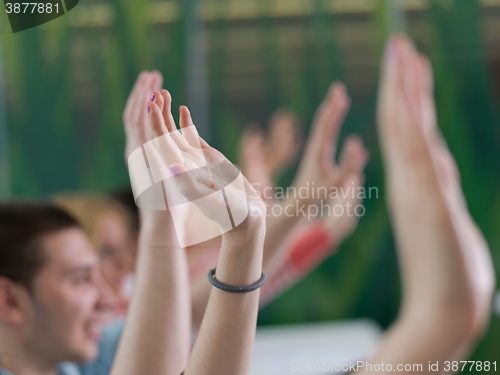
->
[0,320,123,375]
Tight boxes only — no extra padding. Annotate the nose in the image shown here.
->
[113,240,136,275]
[95,271,119,314]
[115,250,134,275]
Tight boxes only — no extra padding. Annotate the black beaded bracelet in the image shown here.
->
[208,267,266,293]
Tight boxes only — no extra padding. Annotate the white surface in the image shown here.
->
[250,319,382,375]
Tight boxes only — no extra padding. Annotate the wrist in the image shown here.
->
[223,214,266,246]
[216,232,264,286]
[139,209,179,248]
[140,209,174,227]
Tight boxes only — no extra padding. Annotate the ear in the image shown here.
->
[0,277,30,325]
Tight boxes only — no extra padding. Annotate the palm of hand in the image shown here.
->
[147,91,265,232]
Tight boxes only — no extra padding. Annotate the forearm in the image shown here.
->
[361,309,478,375]
[381,178,493,372]
[391,183,493,332]
[111,211,191,375]
[263,198,306,269]
[184,222,265,375]
[260,222,335,307]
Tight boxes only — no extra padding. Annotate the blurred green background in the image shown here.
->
[0,0,499,368]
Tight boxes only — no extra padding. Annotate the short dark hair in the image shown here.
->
[0,200,80,289]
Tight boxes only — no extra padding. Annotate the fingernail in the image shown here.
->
[170,166,180,177]
[150,93,155,102]
[147,103,150,114]
[179,106,181,114]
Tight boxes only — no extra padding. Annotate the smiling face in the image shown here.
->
[25,227,114,364]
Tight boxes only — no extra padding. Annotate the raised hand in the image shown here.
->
[145,95,267,375]
[362,35,495,372]
[239,125,274,202]
[124,71,163,161]
[240,109,301,202]
[290,83,365,208]
[378,36,494,317]
[265,109,303,178]
[321,135,369,243]
[147,91,266,238]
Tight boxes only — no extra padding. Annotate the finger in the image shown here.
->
[343,172,362,205]
[149,102,184,166]
[416,54,442,148]
[179,105,204,149]
[414,55,462,191]
[269,108,297,143]
[179,105,195,129]
[148,102,168,138]
[151,70,164,92]
[151,90,164,114]
[418,54,434,95]
[380,35,424,145]
[378,36,407,138]
[128,72,152,122]
[268,110,299,157]
[171,130,193,153]
[339,135,369,175]
[379,35,438,182]
[179,106,213,151]
[313,83,351,143]
[135,73,155,124]
[398,37,432,148]
[319,84,351,168]
[124,71,148,118]
[241,126,265,161]
[161,90,178,133]
[401,41,423,129]
[148,74,164,123]
[380,36,406,100]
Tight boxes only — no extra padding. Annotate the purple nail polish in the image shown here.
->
[147,103,150,114]
[170,166,181,177]
[150,93,155,102]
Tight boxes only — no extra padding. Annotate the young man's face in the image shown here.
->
[25,227,114,364]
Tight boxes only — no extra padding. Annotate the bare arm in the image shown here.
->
[185,219,265,375]
[360,35,495,374]
[189,92,369,330]
[111,71,191,375]
[110,211,191,375]
[147,92,267,375]
[262,84,366,270]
